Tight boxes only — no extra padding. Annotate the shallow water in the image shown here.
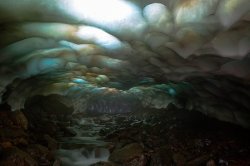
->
[56,116,110,166]
[57,147,109,166]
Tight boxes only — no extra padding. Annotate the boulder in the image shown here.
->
[10,111,28,130]
[150,146,172,166]
[91,161,117,166]
[62,127,77,137]
[44,134,58,151]
[0,105,28,130]
[25,144,53,165]
[109,143,144,163]
[0,147,38,166]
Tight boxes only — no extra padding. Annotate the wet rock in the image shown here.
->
[0,104,58,165]
[62,127,77,137]
[0,146,3,156]
[91,161,117,166]
[99,115,112,123]
[0,147,38,166]
[170,152,186,166]
[206,159,216,166]
[10,111,28,130]
[25,144,53,165]
[218,159,229,166]
[0,108,28,130]
[17,138,29,146]
[0,128,28,146]
[0,110,14,127]
[109,143,144,163]
[23,95,73,132]
[0,141,13,149]
[186,154,211,166]
[56,104,250,165]
[43,122,59,137]
[150,146,172,166]
[94,148,108,158]
[25,95,74,116]
[125,154,147,166]
[44,134,58,151]
[0,128,27,138]
[53,159,61,166]
[0,120,13,129]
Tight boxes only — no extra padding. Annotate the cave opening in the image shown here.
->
[0,0,250,165]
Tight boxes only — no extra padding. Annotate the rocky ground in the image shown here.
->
[0,95,77,166]
[1,102,250,166]
[0,103,60,166]
[89,105,250,166]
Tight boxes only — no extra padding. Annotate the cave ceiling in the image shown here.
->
[0,0,250,127]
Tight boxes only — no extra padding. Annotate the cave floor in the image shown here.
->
[1,105,250,166]
[56,107,250,166]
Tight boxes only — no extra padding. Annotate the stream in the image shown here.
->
[56,115,112,166]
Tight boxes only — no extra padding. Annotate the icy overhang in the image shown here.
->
[0,0,250,127]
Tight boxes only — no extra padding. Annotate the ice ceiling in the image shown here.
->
[0,0,250,127]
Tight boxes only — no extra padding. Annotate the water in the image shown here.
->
[56,116,111,166]
[57,148,109,166]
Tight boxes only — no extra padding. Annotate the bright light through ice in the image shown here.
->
[76,26,123,50]
[71,0,138,23]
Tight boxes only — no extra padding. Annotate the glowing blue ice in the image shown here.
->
[73,78,88,84]
[39,58,63,71]
[27,58,64,76]
[168,88,177,96]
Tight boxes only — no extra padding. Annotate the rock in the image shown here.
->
[0,107,28,130]
[0,110,14,127]
[125,155,147,166]
[99,115,112,123]
[13,137,29,146]
[218,159,229,166]
[62,127,77,137]
[25,144,53,165]
[0,128,27,138]
[91,161,117,166]
[26,95,74,115]
[206,159,216,166]
[0,142,13,149]
[10,111,28,130]
[43,122,59,137]
[186,154,211,166]
[44,134,58,151]
[150,146,172,166]
[109,143,144,163]
[0,128,28,146]
[0,128,28,147]
[94,148,110,158]
[0,147,38,166]
[53,159,61,166]
[172,152,186,166]
[22,95,74,139]
[0,146,3,156]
